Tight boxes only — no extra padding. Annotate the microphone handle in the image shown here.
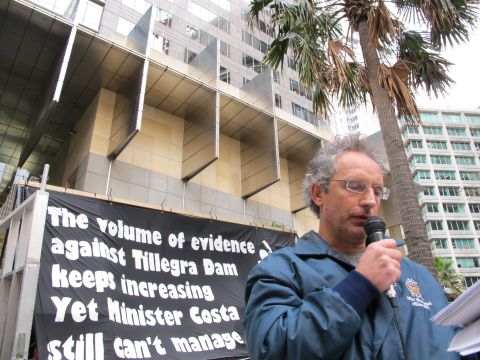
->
[366,232,397,299]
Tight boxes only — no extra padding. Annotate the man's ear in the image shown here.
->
[311,183,325,208]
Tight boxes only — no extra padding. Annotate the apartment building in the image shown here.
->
[401,110,480,286]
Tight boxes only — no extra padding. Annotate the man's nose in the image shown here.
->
[359,187,377,208]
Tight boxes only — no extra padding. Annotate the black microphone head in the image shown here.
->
[364,216,386,239]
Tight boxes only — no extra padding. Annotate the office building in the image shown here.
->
[401,110,480,286]
[333,103,380,137]
[0,0,344,235]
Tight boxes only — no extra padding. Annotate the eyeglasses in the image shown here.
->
[330,179,390,200]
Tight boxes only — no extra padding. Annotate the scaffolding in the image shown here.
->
[0,166,50,360]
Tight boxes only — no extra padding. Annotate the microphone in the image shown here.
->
[364,216,396,299]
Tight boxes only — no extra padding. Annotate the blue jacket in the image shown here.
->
[243,231,459,359]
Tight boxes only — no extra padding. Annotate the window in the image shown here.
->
[469,203,480,213]
[32,0,70,13]
[451,142,471,151]
[123,0,150,13]
[184,49,197,63]
[117,17,134,35]
[447,220,470,231]
[475,221,480,231]
[438,186,460,196]
[242,54,265,73]
[273,71,280,84]
[475,142,480,151]
[426,140,447,150]
[457,257,479,268]
[423,187,435,196]
[464,187,480,197]
[423,203,439,213]
[435,170,456,180]
[242,30,253,46]
[289,79,312,100]
[431,239,448,250]
[420,112,438,123]
[430,155,451,165]
[456,156,476,166]
[152,33,169,54]
[427,220,444,231]
[218,16,229,32]
[443,113,462,123]
[447,127,467,136]
[414,170,431,181]
[247,17,274,36]
[274,94,282,109]
[220,41,230,58]
[460,171,480,181]
[210,0,230,11]
[443,203,465,213]
[242,31,268,53]
[465,115,480,125]
[156,9,172,27]
[75,0,104,30]
[406,126,420,134]
[406,140,423,151]
[470,128,480,137]
[423,126,443,135]
[219,66,230,84]
[409,155,427,166]
[185,24,198,39]
[292,103,318,126]
[452,239,476,249]
[199,30,215,46]
[287,57,296,70]
[465,276,480,287]
[188,1,229,33]
[289,79,300,94]
[460,172,480,181]
[252,37,268,54]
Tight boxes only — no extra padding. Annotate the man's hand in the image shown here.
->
[356,239,402,292]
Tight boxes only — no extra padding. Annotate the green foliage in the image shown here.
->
[433,257,465,298]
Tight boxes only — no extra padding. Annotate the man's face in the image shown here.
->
[312,151,383,250]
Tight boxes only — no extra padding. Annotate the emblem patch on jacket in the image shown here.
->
[405,278,432,309]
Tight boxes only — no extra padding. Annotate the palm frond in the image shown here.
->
[356,65,374,110]
[367,0,401,48]
[331,61,370,109]
[253,0,349,123]
[394,0,480,48]
[378,60,420,122]
[248,0,276,28]
[398,30,454,97]
[424,0,479,47]
[312,86,333,122]
[434,257,465,297]
[327,40,355,85]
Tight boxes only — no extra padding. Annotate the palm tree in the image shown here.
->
[433,257,464,300]
[249,0,479,272]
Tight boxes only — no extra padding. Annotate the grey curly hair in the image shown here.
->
[304,134,386,216]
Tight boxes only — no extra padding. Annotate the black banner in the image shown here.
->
[34,191,295,359]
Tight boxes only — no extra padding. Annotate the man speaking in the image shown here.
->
[242,135,458,359]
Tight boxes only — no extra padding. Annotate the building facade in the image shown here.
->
[401,110,480,286]
[1,0,345,236]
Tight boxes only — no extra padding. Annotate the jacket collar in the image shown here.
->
[292,230,335,256]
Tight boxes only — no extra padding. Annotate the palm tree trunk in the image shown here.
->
[357,20,435,274]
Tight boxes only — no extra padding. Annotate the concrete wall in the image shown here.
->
[55,88,321,232]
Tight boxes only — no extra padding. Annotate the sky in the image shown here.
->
[415,26,480,111]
